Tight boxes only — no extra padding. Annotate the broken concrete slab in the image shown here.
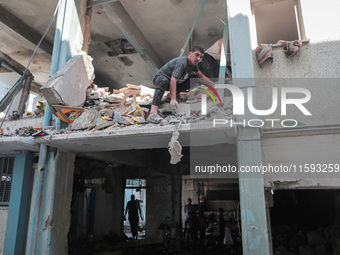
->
[41,52,94,109]
[118,116,134,126]
[68,110,100,130]
[1,117,44,132]
[95,121,115,130]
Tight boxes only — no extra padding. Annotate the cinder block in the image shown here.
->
[41,52,94,110]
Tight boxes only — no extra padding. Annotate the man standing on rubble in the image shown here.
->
[147,46,215,124]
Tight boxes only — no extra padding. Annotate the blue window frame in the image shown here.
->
[0,157,14,205]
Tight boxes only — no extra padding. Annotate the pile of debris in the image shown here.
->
[0,52,234,137]
[272,222,340,255]
[0,100,46,121]
[0,86,233,137]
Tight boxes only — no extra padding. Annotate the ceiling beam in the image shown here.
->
[79,150,154,168]
[103,2,163,73]
[0,52,31,77]
[0,6,53,55]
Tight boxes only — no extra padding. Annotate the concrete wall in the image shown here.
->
[94,185,115,237]
[253,41,340,79]
[252,41,340,128]
[262,130,340,189]
[0,207,8,255]
[146,176,174,240]
[206,200,239,211]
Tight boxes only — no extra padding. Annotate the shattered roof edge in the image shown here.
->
[34,122,234,142]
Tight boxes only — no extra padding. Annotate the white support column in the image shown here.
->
[227,0,270,254]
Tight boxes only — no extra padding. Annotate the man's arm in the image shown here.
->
[170,76,179,108]
[139,205,143,220]
[196,71,215,86]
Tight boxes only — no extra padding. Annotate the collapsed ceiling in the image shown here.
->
[0,0,227,91]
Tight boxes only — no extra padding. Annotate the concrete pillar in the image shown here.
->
[4,153,34,255]
[227,0,270,254]
[146,176,172,239]
[35,151,75,254]
[111,171,124,237]
[26,0,87,254]
[172,174,182,248]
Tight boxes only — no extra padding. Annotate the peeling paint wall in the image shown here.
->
[0,207,8,255]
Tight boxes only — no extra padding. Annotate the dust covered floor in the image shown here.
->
[68,233,243,255]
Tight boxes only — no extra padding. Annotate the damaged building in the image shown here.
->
[0,0,340,254]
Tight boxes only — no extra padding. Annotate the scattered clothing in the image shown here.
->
[205,39,222,60]
[278,40,303,57]
[255,44,273,67]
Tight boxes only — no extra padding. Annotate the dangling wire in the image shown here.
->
[0,1,60,132]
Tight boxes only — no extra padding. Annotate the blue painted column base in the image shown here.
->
[4,153,34,255]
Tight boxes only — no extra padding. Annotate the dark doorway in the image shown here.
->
[270,190,340,254]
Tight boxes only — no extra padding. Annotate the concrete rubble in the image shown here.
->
[1,50,234,165]
[68,110,100,130]
[41,51,95,108]
[0,86,234,135]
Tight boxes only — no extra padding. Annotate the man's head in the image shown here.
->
[188,198,192,204]
[131,194,135,200]
[188,46,204,66]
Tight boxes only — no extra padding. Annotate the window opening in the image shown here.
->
[252,0,305,44]
[0,157,14,204]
